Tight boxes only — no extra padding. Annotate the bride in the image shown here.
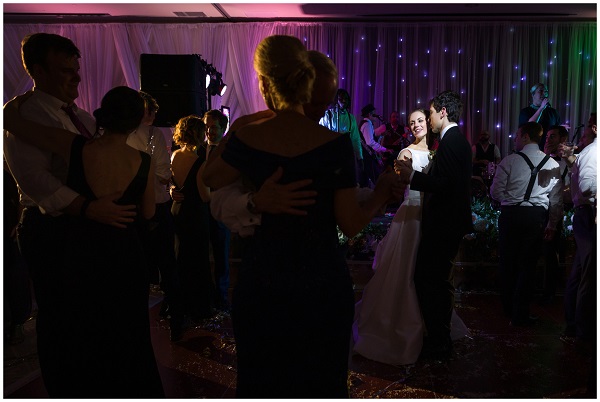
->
[352,108,468,366]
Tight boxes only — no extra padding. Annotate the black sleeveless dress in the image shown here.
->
[223,133,357,398]
[61,135,164,397]
[171,155,213,319]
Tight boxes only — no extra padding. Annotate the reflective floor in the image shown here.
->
[4,265,596,399]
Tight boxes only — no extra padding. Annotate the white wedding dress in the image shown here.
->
[352,148,469,366]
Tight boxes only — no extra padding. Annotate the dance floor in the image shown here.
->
[4,262,595,398]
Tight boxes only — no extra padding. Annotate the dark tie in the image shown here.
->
[62,105,93,139]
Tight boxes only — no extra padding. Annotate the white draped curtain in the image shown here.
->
[4,21,596,155]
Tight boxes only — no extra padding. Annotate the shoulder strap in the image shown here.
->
[516,152,551,204]
[561,164,569,181]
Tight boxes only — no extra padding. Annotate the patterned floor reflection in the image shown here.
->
[4,287,595,398]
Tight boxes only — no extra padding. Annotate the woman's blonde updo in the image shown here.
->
[173,115,205,149]
[253,35,315,111]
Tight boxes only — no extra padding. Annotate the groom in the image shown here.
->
[396,90,472,360]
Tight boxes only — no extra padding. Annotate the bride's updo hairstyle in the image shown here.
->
[93,86,144,135]
[253,35,315,111]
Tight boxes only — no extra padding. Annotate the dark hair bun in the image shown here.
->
[94,86,144,133]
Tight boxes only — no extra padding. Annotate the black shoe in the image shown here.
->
[420,338,453,361]
[420,347,452,361]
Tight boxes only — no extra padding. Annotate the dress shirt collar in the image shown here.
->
[521,143,540,154]
[440,122,458,140]
[32,87,70,112]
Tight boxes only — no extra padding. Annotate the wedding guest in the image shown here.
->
[359,103,390,187]
[4,86,164,397]
[472,130,501,177]
[209,50,337,238]
[540,125,570,305]
[561,113,596,346]
[380,111,412,167]
[519,83,562,150]
[320,88,363,183]
[127,91,184,340]
[171,115,214,322]
[202,35,396,398]
[490,122,562,327]
[3,33,138,396]
[203,109,232,312]
[395,90,473,360]
[353,108,469,366]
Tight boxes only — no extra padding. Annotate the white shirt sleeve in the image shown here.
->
[151,127,172,182]
[210,179,261,237]
[573,140,597,205]
[4,132,79,215]
[361,119,387,153]
[3,91,86,215]
[490,158,509,203]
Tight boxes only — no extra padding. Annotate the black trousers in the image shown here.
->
[564,204,597,340]
[414,228,463,348]
[498,205,546,324]
[17,208,70,396]
[209,214,231,308]
[139,201,183,322]
[542,215,564,299]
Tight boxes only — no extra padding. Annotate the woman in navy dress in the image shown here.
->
[4,86,164,397]
[203,35,396,398]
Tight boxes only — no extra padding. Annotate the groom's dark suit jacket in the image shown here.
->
[411,125,473,249]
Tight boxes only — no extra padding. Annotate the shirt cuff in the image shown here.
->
[38,186,80,216]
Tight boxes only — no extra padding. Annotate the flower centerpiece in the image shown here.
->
[337,218,392,260]
[463,197,501,262]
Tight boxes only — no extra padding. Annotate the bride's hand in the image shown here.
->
[3,91,34,132]
[373,167,397,198]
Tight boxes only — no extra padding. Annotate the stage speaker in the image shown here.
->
[140,54,207,127]
[147,90,206,128]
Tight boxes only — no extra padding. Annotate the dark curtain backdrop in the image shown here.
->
[3,21,596,156]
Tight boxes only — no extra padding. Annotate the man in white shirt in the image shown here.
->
[562,113,596,348]
[490,121,563,327]
[358,103,389,188]
[540,125,570,304]
[472,130,501,176]
[3,32,137,396]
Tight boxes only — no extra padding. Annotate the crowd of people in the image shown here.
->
[3,32,596,398]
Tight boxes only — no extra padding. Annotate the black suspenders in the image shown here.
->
[515,152,551,205]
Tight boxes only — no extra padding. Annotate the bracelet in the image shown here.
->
[80,198,92,218]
